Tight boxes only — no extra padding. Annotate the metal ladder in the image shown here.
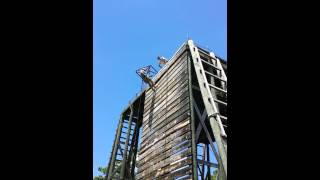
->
[188,40,227,179]
[106,105,138,180]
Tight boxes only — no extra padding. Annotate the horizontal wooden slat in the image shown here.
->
[141,108,190,146]
[142,86,189,131]
[141,103,190,145]
[138,140,191,173]
[144,93,190,129]
[144,63,188,106]
[140,114,190,153]
[139,119,190,158]
[137,148,192,179]
[138,157,192,180]
[141,103,190,143]
[143,87,189,128]
[144,57,188,101]
[143,76,188,113]
[146,52,187,96]
[143,80,189,118]
[143,83,189,123]
[143,92,189,130]
[162,166,192,180]
[138,125,191,164]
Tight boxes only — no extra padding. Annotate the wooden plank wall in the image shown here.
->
[136,50,192,180]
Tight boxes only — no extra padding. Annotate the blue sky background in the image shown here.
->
[93,0,226,177]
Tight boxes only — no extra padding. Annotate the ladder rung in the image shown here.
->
[220,115,227,120]
[122,126,135,130]
[201,59,221,71]
[213,98,227,106]
[119,141,131,146]
[120,135,133,140]
[204,70,226,82]
[208,84,227,93]
[121,131,134,135]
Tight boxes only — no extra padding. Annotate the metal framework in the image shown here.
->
[105,40,227,180]
[106,93,145,180]
[188,40,227,180]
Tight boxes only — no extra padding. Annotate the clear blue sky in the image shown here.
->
[93,0,226,177]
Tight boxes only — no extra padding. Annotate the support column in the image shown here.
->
[119,104,134,179]
[106,114,124,180]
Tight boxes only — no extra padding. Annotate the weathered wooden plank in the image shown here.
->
[143,96,190,134]
[144,57,187,101]
[143,78,189,117]
[138,164,192,180]
[141,103,190,143]
[137,145,192,179]
[139,138,191,167]
[142,86,189,132]
[144,86,189,118]
[144,87,189,127]
[138,157,192,180]
[138,128,191,165]
[144,93,190,132]
[141,110,190,147]
[144,53,188,97]
[144,66,187,121]
[161,166,192,180]
[138,134,191,170]
[137,148,192,179]
[143,81,188,119]
[141,110,190,150]
[173,175,192,180]
[143,76,188,113]
[138,140,191,173]
[144,65,188,107]
[153,158,192,179]
[144,69,187,106]
[143,90,189,130]
[139,118,190,157]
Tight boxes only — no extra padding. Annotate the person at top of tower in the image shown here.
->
[157,56,168,67]
[138,67,157,90]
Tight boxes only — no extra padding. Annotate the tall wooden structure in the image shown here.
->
[105,40,227,180]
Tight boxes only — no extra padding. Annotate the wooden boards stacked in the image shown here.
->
[136,51,193,180]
